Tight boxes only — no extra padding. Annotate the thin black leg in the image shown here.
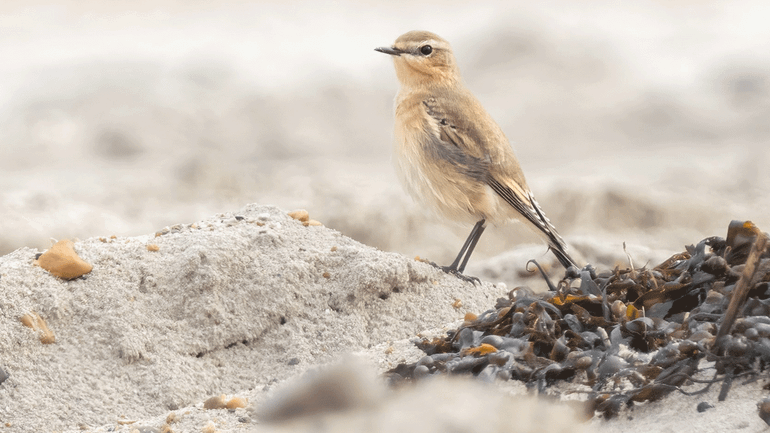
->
[444,219,484,271]
[439,219,486,283]
[458,222,486,273]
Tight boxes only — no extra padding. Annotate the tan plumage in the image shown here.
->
[376,30,578,278]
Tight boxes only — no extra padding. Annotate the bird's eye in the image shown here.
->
[420,45,433,56]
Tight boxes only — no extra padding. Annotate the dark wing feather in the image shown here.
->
[421,99,489,182]
[488,178,576,268]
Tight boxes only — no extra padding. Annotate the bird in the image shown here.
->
[375,30,579,281]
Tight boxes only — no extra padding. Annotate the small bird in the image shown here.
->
[376,30,578,281]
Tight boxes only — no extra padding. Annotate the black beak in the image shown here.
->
[375,46,403,56]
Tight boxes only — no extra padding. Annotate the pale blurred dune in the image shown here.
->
[1,0,769,272]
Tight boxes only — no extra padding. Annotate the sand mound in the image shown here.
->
[0,204,509,432]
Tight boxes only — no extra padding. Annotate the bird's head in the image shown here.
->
[376,31,460,89]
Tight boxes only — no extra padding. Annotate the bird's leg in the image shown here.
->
[439,219,486,283]
[458,221,486,273]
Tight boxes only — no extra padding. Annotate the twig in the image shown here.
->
[623,241,636,278]
[715,224,768,349]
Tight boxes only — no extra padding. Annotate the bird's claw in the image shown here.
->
[425,261,481,284]
[439,265,481,285]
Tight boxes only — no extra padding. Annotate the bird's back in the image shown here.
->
[393,85,530,220]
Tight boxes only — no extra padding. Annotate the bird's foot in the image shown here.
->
[429,262,480,285]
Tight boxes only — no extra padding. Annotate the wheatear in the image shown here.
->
[376,30,578,281]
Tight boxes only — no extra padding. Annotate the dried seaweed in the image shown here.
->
[387,220,770,418]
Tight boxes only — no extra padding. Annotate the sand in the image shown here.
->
[0,204,767,432]
[0,204,506,432]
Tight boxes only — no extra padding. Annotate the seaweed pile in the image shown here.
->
[388,221,770,419]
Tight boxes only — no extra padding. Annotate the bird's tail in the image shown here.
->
[549,242,579,270]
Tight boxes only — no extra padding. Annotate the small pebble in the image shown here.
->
[201,420,217,433]
[574,356,593,370]
[580,331,601,347]
[447,356,487,373]
[564,314,583,332]
[754,323,770,337]
[725,336,750,357]
[611,300,625,320]
[498,337,527,354]
[697,322,717,334]
[759,398,770,425]
[456,328,475,350]
[288,209,309,222]
[416,356,434,368]
[697,402,714,412]
[479,335,504,348]
[678,340,698,356]
[35,239,93,280]
[744,316,770,326]
[689,330,714,342]
[413,365,430,379]
[19,312,55,344]
[704,290,723,304]
[488,351,511,366]
[203,395,227,410]
[226,397,248,409]
[429,353,455,362]
[625,317,653,334]
[652,345,680,368]
[550,337,570,362]
[597,355,628,376]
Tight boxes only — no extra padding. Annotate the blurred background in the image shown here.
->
[2,1,769,285]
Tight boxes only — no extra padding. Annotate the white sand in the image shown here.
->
[1,204,767,432]
[0,204,506,432]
